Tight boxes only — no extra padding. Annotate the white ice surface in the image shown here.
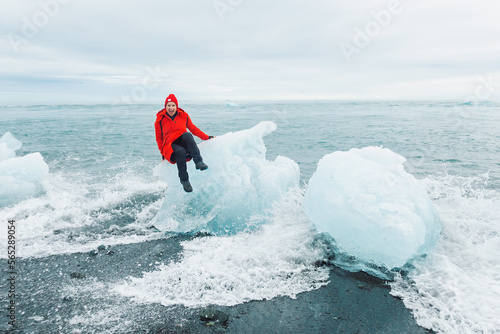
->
[152,121,299,234]
[304,147,441,271]
[0,132,49,207]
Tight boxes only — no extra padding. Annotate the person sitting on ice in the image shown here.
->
[154,94,213,192]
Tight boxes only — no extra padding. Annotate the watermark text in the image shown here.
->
[340,0,403,63]
[7,0,72,54]
[213,0,243,21]
[6,219,17,328]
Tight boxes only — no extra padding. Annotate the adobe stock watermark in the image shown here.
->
[411,74,500,170]
[463,74,499,104]
[99,66,165,142]
[448,74,500,126]
[7,0,73,54]
[113,66,165,107]
[6,220,17,328]
[213,0,243,21]
[340,0,403,63]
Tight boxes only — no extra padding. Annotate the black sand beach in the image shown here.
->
[1,235,432,334]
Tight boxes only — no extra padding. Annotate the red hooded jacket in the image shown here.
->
[154,107,209,164]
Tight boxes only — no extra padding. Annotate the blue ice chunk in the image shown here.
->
[152,121,299,234]
[0,132,49,207]
[304,147,441,272]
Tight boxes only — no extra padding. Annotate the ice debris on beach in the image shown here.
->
[152,121,299,234]
[304,147,441,271]
[0,132,49,207]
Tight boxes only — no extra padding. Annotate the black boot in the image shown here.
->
[180,180,193,192]
[195,160,208,170]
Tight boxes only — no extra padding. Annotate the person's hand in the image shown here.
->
[208,136,215,139]
[162,155,165,161]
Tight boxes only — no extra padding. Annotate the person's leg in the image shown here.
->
[171,143,189,182]
[176,133,201,162]
[177,133,208,170]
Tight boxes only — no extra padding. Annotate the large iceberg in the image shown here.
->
[0,132,49,207]
[152,121,299,234]
[303,147,441,272]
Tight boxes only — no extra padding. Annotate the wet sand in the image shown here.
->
[1,235,432,334]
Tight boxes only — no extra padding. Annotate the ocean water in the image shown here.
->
[1,101,499,333]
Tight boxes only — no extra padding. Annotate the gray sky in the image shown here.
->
[1,0,500,104]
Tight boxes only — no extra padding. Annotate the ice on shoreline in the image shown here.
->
[304,147,441,273]
[152,121,299,234]
[0,132,49,207]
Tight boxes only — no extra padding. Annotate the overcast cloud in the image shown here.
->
[1,0,500,104]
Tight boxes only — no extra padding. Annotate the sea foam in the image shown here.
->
[390,174,500,333]
[114,189,329,307]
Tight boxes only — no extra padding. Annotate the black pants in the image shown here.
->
[170,132,203,182]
